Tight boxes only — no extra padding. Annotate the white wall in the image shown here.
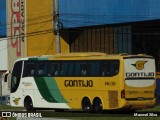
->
[0,38,8,70]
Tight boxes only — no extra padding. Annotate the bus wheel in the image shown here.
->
[24,97,35,111]
[82,97,92,112]
[93,98,103,113]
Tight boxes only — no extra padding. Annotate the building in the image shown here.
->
[57,0,160,71]
[58,1,160,101]
[5,0,160,73]
[0,0,159,104]
[0,0,7,72]
[0,0,10,100]
[6,0,69,72]
[0,39,9,98]
[0,39,8,72]
[3,0,160,102]
[4,0,160,78]
[58,0,160,68]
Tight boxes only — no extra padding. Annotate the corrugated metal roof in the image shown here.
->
[0,0,6,37]
[59,0,160,28]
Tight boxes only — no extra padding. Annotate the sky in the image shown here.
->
[0,0,7,70]
[0,0,6,37]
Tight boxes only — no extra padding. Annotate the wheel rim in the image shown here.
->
[82,98,91,112]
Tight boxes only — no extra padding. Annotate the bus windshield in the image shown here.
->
[11,61,22,93]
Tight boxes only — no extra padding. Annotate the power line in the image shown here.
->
[0,13,54,30]
[0,11,160,40]
[1,11,160,28]
[0,29,54,54]
[0,11,160,33]
[0,28,53,42]
[0,19,53,32]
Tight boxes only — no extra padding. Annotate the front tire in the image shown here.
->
[24,97,35,111]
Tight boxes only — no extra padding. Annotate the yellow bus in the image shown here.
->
[10,52,156,112]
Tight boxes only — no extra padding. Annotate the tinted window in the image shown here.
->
[100,60,119,77]
[22,60,119,77]
[80,63,88,76]
[23,61,36,77]
[37,62,47,76]
[48,62,58,76]
[100,61,110,76]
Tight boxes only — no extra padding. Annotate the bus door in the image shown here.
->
[124,58,155,100]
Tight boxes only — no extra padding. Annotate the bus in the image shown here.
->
[10,52,156,112]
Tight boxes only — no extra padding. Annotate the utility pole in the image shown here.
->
[54,0,61,53]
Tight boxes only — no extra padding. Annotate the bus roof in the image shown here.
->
[54,52,107,58]
[15,52,154,61]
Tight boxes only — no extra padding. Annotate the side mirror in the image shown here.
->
[4,71,10,82]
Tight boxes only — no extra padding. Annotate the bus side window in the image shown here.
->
[108,60,119,76]
[48,62,59,76]
[60,63,71,76]
[74,62,80,76]
[80,63,87,76]
[37,62,47,76]
[112,61,119,75]
[54,64,58,76]
[101,61,110,76]
[60,63,65,76]
[89,61,100,76]
[68,63,73,76]
[101,66,106,76]
[30,70,35,76]
[23,61,36,77]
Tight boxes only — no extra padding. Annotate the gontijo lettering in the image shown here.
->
[126,72,154,78]
[64,80,93,87]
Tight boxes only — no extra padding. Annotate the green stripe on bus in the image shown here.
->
[34,77,67,103]
[29,57,67,103]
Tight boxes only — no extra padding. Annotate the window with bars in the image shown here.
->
[69,25,131,54]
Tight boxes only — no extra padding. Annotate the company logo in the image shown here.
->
[13,98,21,105]
[132,61,147,70]
[64,80,93,87]
[10,0,25,57]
